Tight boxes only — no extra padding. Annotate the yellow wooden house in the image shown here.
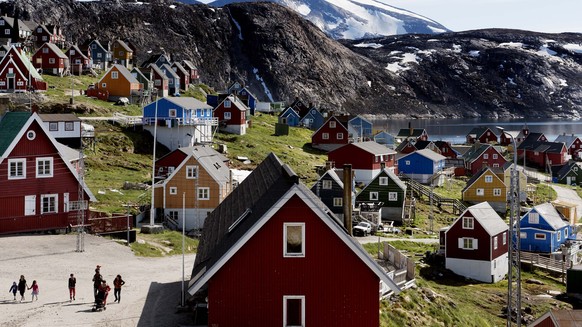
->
[496,162,528,202]
[111,39,133,68]
[462,166,507,213]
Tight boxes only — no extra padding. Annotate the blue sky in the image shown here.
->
[197,0,582,33]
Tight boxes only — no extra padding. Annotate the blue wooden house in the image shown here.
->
[142,97,217,150]
[519,203,573,253]
[310,169,347,220]
[374,131,396,149]
[300,107,325,130]
[84,39,110,70]
[278,107,301,127]
[160,63,180,95]
[237,86,258,115]
[397,149,446,185]
[349,116,374,142]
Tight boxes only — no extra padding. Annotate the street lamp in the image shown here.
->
[497,126,521,326]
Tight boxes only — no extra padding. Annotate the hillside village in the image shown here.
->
[2,12,582,327]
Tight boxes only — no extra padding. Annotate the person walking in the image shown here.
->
[92,266,103,301]
[9,281,17,300]
[113,275,125,303]
[17,275,28,302]
[68,273,76,301]
[28,280,39,301]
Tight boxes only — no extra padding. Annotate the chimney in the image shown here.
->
[409,121,413,135]
[381,162,386,170]
[343,165,353,236]
[325,161,333,170]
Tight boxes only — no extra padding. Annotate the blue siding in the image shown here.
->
[349,117,373,139]
[301,109,325,130]
[519,209,573,253]
[143,98,212,121]
[398,152,443,175]
[207,94,219,107]
[278,108,301,126]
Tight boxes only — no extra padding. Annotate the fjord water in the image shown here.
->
[372,117,582,144]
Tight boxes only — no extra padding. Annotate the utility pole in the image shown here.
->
[76,136,85,252]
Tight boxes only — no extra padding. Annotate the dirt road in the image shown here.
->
[0,234,196,327]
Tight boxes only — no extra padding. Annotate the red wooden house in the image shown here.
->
[518,133,566,169]
[463,143,507,175]
[396,122,428,142]
[182,60,199,83]
[434,141,459,158]
[311,116,349,151]
[32,42,69,76]
[188,153,400,327]
[395,139,417,154]
[171,62,190,91]
[213,94,248,135]
[64,45,91,75]
[0,46,47,92]
[328,141,396,184]
[466,127,497,144]
[0,112,95,234]
[147,64,169,98]
[32,23,65,49]
[443,202,508,283]
[555,133,582,159]
[529,309,582,326]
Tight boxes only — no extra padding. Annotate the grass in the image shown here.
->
[432,177,467,200]
[131,230,199,257]
[531,183,558,205]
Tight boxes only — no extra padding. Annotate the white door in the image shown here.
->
[567,176,573,185]
[63,193,69,212]
[24,195,36,216]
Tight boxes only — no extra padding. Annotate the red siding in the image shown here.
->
[467,147,507,175]
[208,195,380,327]
[446,211,508,261]
[155,150,188,173]
[312,117,349,146]
[0,120,87,234]
[214,102,245,126]
[0,60,28,91]
[328,143,394,170]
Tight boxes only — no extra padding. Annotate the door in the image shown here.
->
[63,193,69,212]
[567,176,573,185]
[24,195,36,216]
[8,77,14,90]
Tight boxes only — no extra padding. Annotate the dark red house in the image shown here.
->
[520,141,568,169]
[311,116,349,151]
[213,94,248,135]
[328,141,396,184]
[64,45,91,75]
[171,62,190,91]
[32,42,69,76]
[32,23,65,49]
[0,46,47,92]
[395,139,417,154]
[0,112,95,234]
[188,153,400,327]
[466,127,497,144]
[182,60,199,83]
[153,147,189,179]
[463,144,507,175]
[434,141,460,159]
[554,133,582,159]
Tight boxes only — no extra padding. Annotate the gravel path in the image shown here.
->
[0,234,196,327]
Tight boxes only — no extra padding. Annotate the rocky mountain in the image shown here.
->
[2,0,582,118]
[205,0,450,39]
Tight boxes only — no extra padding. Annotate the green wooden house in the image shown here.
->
[355,168,406,222]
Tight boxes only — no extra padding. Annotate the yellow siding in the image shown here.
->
[463,171,507,203]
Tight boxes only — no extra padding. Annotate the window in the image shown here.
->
[97,52,102,58]
[322,133,329,140]
[476,188,484,196]
[493,163,499,168]
[322,180,332,189]
[503,232,507,245]
[37,27,42,32]
[224,112,231,120]
[566,228,569,238]
[36,157,53,178]
[41,194,58,214]
[111,71,118,79]
[42,35,47,41]
[493,188,501,196]
[101,83,107,88]
[224,99,231,108]
[369,192,379,201]
[168,210,178,221]
[337,133,344,140]
[118,50,124,56]
[520,232,527,239]
[70,50,76,55]
[388,192,398,201]
[493,154,498,159]
[65,122,74,131]
[154,79,161,86]
[379,177,388,185]
[534,233,546,240]
[49,58,55,64]
[8,159,25,179]
[42,47,49,54]
[16,81,23,86]
[26,130,36,140]
[169,109,177,117]
[333,197,342,207]
[485,175,493,183]
[186,165,198,179]
[557,230,561,241]
[284,223,305,257]
[459,237,477,250]
[493,236,498,250]
[197,187,209,200]
[0,20,4,25]
[483,154,489,160]
[329,121,336,128]
[92,44,97,49]
[4,28,9,35]
[169,187,177,195]
[528,212,539,224]
[462,217,474,229]
[49,122,58,131]
[283,296,305,327]
[405,160,411,165]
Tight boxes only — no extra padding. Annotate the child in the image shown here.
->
[28,280,39,301]
[9,281,17,300]
[68,273,76,301]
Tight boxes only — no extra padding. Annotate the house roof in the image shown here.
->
[5,46,42,80]
[278,106,299,118]
[218,95,249,112]
[38,113,81,122]
[413,140,434,150]
[182,60,197,70]
[131,67,150,81]
[518,133,546,150]
[100,64,139,84]
[164,96,212,110]
[463,143,491,162]
[527,203,568,230]
[66,45,88,59]
[395,139,413,152]
[0,111,30,156]
[148,64,168,80]
[467,127,492,138]
[399,148,446,162]
[458,202,508,236]
[113,39,132,52]
[462,166,504,193]
[173,146,230,185]
[43,43,68,59]
[381,168,406,190]
[396,128,426,138]
[555,134,579,148]
[312,169,344,190]
[172,62,188,75]
[350,141,396,155]
[88,39,107,52]
[161,63,180,79]
[529,309,582,327]
[188,153,400,296]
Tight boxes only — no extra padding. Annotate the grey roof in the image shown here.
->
[178,146,230,185]
[172,62,188,75]
[351,141,396,155]
[555,134,579,148]
[382,167,406,190]
[149,64,169,80]
[161,63,180,79]
[528,203,568,230]
[131,67,150,81]
[401,148,446,162]
[38,113,80,122]
[396,128,426,138]
[114,39,132,52]
[467,127,493,138]
[56,142,84,163]
[102,64,139,84]
[43,43,68,59]
[313,169,344,189]
[463,202,508,236]
[463,143,490,162]
[67,45,88,59]
[182,60,197,70]
[165,96,212,110]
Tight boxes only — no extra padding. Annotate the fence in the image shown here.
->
[87,211,133,234]
[402,177,467,214]
[519,251,566,282]
[380,242,415,288]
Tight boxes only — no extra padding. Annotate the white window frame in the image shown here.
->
[535,233,546,240]
[493,188,501,196]
[493,236,498,250]
[557,230,561,241]
[283,295,305,327]
[337,133,344,140]
[42,47,49,54]
[322,180,332,189]
[65,122,74,131]
[405,160,411,165]
[169,187,177,195]
[168,210,178,221]
[48,58,55,64]
[322,133,329,140]
[503,232,507,245]
[186,165,198,179]
[462,217,474,229]
[36,157,53,178]
[476,188,484,196]
[283,223,305,257]
[49,122,58,131]
[329,121,336,128]
[369,192,379,201]
[169,109,177,117]
[40,194,58,214]
[459,237,477,250]
[197,187,210,200]
[8,159,26,180]
[388,192,398,201]
[493,154,498,159]
[224,112,231,120]
[528,212,539,224]
[111,71,118,79]
[101,82,107,88]
[224,99,231,108]
[485,175,493,183]
[379,177,389,186]
[333,197,342,207]
[483,154,489,160]
[520,232,527,239]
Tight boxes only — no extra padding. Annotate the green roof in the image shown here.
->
[0,112,30,156]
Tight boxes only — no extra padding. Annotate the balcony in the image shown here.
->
[142,117,218,127]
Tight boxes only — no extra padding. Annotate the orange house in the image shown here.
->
[96,64,141,98]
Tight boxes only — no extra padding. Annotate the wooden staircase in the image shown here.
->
[400,174,467,215]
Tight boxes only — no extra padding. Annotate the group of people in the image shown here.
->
[8,265,126,305]
[9,275,39,302]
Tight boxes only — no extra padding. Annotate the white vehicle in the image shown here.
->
[353,222,372,236]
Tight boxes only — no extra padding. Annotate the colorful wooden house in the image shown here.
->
[130,67,153,96]
[434,141,460,159]
[182,60,199,83]
[443,202,508,283]
[111,39,133,68]
[348,115,373,142]
[555,133,582,159]
[529,309,582,327]
[143,97,217,150]
[519,203,573,253]
[397,149,446,185]
[188,153,400,326]
[462,167,507,213]
[93,64,141,100]
[147,64,169,98]
[499,130,520,147]
[171,62,190,91]
[0,15,32,43]
[518,139,568,169]
[355,168,407,222]
[32,42,69,76]
[552,161,582,186]
[311,168,347,219]
[38,113,82,149]
[236,86,260,114]
[311,116,349,152]
[213,95,248,135]
[299,107,325,130]
[466,127,497,144]
[64,45,90,75]
[328,141,396,184]
[0,46,46,92]
[160,63,180,95]
[463,143,507,175]
[81,39,110,70]
[141,53,171,69]
[373,131,396,149]
[153,145,232,230]
[396,122,428,142]
[0,112,95,235]
[31,23,65,49]
[395,139,417,154]
[278,107,301,127]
